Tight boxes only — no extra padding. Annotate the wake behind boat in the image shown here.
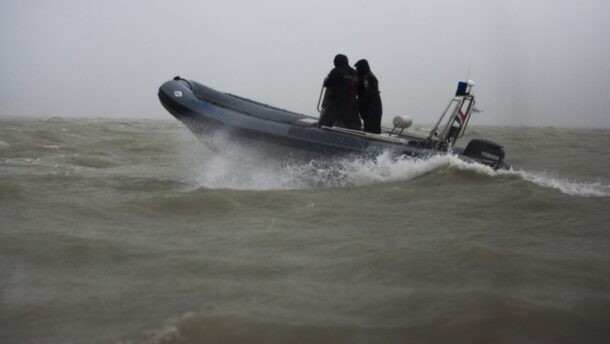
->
[158,76,511,170]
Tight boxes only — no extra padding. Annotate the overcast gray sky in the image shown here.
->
[1,0,609,127]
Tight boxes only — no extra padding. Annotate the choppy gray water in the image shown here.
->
[1,118,609,343]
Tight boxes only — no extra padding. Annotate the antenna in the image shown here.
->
[466,59,472,81]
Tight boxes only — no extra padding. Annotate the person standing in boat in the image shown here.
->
[354,59,383,134]
[318,54,362,130]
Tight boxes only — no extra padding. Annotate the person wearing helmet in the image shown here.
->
[318,54,362,130]
[354,59,383,134]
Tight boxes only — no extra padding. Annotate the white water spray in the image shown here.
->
[183,132,610,197]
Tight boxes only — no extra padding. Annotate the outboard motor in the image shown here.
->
[463,139,506,169]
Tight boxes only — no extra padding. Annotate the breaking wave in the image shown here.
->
[189,145,610,198]
[506,170,610,198]
[191,147,473,191]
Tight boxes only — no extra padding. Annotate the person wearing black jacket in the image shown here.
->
[354,59,383,134]
[318,54,362,130]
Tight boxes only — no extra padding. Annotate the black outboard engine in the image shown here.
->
[463,139,507,169]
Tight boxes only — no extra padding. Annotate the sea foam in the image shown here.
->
[507,170,610,198]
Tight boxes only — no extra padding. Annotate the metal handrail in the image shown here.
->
[316,81,326,113]
[428,97,460,141]
[427,94,475,149]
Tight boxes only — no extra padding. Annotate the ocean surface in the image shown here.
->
[1,117,609,343]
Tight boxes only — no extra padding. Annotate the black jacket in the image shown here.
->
[356,71,382,134]
[356,72,381,109]
[319,65,361,130]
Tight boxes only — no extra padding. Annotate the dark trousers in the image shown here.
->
[360,102,382,134]
[319,108,362,130]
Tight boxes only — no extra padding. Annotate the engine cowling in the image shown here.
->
[463,139,506,168]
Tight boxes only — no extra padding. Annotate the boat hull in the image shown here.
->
[158,78,511,169]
